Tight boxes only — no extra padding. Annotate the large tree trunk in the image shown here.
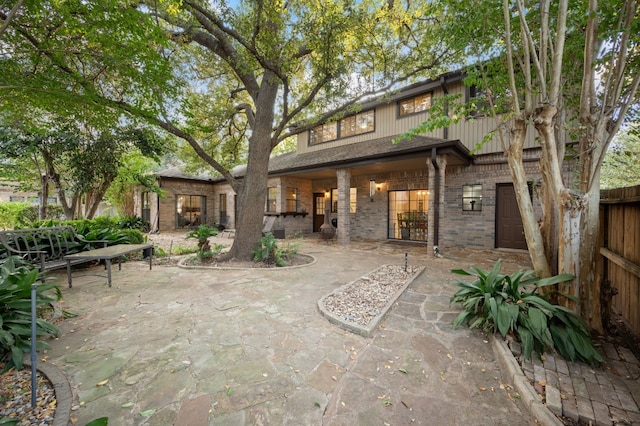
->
[578,185,603,333]
[505,118,552,278]
[222,75,279,261]
[39,173,49,220]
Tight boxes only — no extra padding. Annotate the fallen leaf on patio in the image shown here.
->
[447,354,452,359]
[121,402,134,408]
[139,409,155,417]
[479,387,486,391]
[96,379,109,387]
[398,368,408,374]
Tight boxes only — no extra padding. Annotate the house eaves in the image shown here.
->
[155,166,216,182]
[266,136,472,178]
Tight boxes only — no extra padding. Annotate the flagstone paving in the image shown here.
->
[38,237,639,425]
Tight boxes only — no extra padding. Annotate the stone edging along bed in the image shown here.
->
[317,265,426,337]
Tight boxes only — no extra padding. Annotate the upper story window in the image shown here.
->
[309,122,337,144]
[340,110,375,137]
[309,110,375,145]
[399,92,432,116]
[467,85,492,116]
[467,85,523,116]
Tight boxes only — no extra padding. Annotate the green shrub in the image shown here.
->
[0,202,37,229]
[117,228,144,244]
[0,257,61,371]
[117,215,149,232]
[30,217,142,246]
[450,260,603,364]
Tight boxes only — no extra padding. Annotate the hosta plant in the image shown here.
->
[450,260,603,364]
[0,257,61,371]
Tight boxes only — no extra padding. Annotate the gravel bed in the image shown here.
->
[0,363,56,425]
[322,264,420,326]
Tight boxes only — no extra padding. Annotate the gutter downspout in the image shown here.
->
[440,76,449,140]
[154,178,161,234]
[431,148,441,257]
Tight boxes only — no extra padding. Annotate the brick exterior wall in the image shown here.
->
[440,152,544,249]
[156,178,216,232]
[150,149,572,251]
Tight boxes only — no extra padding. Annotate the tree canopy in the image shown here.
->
[1,0,463,259]
[0,116,166,219]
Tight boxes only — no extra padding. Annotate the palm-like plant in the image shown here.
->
[186,224,219,255]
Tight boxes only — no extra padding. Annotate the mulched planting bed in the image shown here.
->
[0,362,56,425]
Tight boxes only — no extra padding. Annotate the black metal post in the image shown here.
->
[31,284,37,408]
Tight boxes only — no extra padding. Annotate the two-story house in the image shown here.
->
[143,69,548,253]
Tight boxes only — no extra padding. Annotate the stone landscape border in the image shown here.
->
[24,359,73,426]
[176,253,316,269]
[317,265,425,337]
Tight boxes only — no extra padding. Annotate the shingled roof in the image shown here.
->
[155,166,216,182]
[156,135,471,182]
[266,135,471,176]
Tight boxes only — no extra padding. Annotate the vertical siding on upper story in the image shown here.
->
[296,79,541,157]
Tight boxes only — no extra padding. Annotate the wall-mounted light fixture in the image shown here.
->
[324,190,330,198]
[369,179,376,199]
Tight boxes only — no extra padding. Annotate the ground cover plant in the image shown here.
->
[450,260,603,364]
[0,257,61,372]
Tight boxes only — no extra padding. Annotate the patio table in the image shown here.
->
[64,243,153,288]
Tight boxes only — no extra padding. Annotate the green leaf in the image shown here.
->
[527,307,553,347]
[518,326,534,360]
[85,418,109,426]
[536,274,576,288]
[139,409,156,417]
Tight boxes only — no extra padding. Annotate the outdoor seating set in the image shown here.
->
[0,226,153,287]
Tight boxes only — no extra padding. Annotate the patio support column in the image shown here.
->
[336,168,351,245]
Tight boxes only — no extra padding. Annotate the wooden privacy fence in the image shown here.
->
[599,185,640,336]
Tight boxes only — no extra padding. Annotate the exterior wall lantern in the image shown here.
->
[370,179,376,199]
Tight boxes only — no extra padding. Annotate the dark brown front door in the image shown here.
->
[496,183,527,250]
[313,193,325,232]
